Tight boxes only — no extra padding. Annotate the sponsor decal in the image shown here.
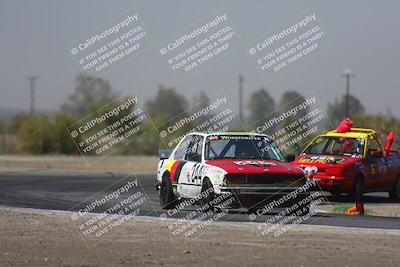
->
[298,155,345,164]
[233,160,276,167]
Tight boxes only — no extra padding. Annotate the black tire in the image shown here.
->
[200,178,215,212]
[389,176,400,201]
[160,174,177,209]
[351,176,364,202]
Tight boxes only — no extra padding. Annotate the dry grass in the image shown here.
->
[0,155,158,173]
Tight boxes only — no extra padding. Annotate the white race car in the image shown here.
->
[156,132,310,212]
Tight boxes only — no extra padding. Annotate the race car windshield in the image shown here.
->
[303,136,365,157]
[205,135,285,161]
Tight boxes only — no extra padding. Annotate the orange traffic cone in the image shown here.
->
[347,206,357,215]
[347,201,364,215]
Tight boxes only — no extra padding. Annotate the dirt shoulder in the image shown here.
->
[0,155,158,173]
[1,207,400,267]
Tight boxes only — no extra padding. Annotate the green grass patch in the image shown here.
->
[328,204,377,216]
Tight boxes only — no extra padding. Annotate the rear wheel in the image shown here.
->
[160,174,178,209]
[389,176,400,201]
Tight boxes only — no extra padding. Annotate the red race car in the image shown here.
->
[157,132,311,213]
[290,127,400,200]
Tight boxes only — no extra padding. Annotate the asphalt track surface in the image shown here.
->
[0,169,399,229]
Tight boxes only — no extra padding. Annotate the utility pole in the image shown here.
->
[26,76,39,116]
[1,123,5,153]
[340,69,354,118]
[239,74,244,122]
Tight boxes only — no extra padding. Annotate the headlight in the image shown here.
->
[222,176,227,186]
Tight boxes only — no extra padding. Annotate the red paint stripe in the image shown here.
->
[169,161,181,183]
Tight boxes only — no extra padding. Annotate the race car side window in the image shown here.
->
[174,135,192,160]
[195,136,204,157]
[367,138,382,157]
[185,135,203,162]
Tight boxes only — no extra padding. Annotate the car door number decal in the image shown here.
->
[190,164,204,184]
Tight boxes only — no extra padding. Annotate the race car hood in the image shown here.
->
[205,159,304,175]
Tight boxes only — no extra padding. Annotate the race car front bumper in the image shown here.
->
[217,184,311,209]
[307,175,353,192]
[219,184,306,195]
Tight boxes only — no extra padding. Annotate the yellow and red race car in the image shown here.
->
[290,127,400,200]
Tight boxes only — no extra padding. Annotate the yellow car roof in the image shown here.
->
[324,128,376,139]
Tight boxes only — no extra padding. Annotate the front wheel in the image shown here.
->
[351,176,364,202]
[160,174,178,209]
[389,176,400,201]
[199,178,215,212]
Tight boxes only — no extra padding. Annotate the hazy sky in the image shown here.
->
[1,0,399,116]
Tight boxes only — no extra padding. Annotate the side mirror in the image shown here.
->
[187,152,201,162]
[159,149,171,160]
[285,154,296,162]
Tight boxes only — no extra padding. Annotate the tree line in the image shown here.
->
[0,73,398,155]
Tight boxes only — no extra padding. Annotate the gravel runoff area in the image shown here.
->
[1,207,400,266]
